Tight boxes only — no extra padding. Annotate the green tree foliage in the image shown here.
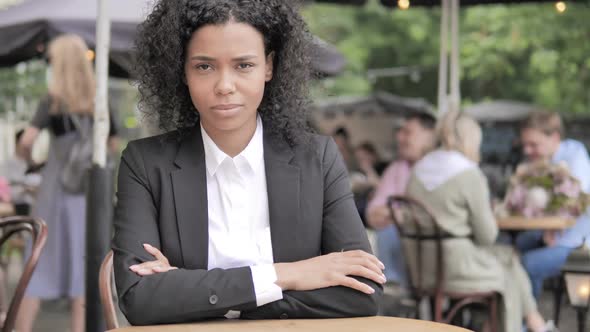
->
[0,61,47,116]
[303,0,590,113]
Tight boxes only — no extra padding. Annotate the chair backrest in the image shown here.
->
[387,195,446,298]
[99,250,119,330]
[0,216,47,332]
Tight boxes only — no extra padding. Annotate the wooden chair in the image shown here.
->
[387,195,499,332]
[0,216,47,332]
[100,250,119,330]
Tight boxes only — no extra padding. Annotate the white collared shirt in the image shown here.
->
[200,116,283,317]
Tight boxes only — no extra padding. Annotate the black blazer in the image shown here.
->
[113,124,382,325]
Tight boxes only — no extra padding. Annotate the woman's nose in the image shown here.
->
[214,70,236,96]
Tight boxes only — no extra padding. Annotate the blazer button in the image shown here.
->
[209,295,218,305]
[280,313,288,319]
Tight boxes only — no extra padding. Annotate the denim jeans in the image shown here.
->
[515,230,573,299]
[376,225,407,286]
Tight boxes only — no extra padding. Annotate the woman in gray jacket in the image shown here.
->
[406,111,553,332]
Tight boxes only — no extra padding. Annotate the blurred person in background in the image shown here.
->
[0,130,43,325]
[0,130,43,215]
[15,34,118,332]
[365,113,436,285]
[352,142,388,226]
[516,111,590,299]
[405,110,553,332]
[354,142,389,189]
[332,127,357,172]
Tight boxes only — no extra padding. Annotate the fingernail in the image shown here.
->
[379,261,385,269]
[380,276,387,283]
[143,243,151,248]
[368,287,375,294]
[129,265,137,271]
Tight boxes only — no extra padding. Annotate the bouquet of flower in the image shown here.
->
[500,161,590,219]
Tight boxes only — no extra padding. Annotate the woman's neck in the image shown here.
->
[202,118,257,158]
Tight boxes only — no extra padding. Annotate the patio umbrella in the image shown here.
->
[0,0,347,78]
[313,0,586,6]
[464,100,539,123]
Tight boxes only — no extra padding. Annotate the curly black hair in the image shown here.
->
[134,0,313,146]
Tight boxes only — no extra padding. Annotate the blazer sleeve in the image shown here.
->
[113,141,258,325]
[241,137,382,319]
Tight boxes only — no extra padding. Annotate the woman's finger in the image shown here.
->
[143,243,168,262]
[336,275,375,295]
[340,257,384,277]
[345,265,386,284]
[135,267,157,276]
[130,260,164,271]
[343,250,384,270]
[153,266,178,273]
[133,263,177,276]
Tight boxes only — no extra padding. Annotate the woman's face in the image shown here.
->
[184,21,273,135]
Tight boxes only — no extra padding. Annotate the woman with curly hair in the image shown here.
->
[113,0,383,325]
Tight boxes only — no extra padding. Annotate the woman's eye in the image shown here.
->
[237,63,254,70]
[196,64,212,71]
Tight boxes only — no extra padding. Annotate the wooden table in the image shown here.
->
[107,317,471,332]
[0,202,14,217]
[497,216,576,230]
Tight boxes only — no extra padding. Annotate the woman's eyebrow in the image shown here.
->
[189,54,259,61]
[190,55,216,61]
[232,55,258,61]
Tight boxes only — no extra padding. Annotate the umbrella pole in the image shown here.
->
[437,0,450,115]
[86,0,112,331]
[449,0,461,114]
[437,0,461,115]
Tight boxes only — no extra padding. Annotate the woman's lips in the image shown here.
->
[212,104,243,110]
[211,104,243,116]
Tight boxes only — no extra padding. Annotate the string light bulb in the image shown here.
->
[86,50,95,61]
[398,0,410,10]
[555,1,567,13]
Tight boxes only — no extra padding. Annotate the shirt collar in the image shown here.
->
[200,116,264,176]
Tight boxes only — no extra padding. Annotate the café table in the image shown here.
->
[497,216,576,231]
[0,202,14,217]
[107,316,472,332]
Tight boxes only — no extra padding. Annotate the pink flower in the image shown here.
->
[526,187,550,210]
[555,179,581,198]
[505,161,590,218]
[523,205,541,218]
[507,185,527,210]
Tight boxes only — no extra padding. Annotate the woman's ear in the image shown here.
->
[265,52,274,82]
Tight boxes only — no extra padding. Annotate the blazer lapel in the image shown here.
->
[264,131,301,263]
[171,127,209,269]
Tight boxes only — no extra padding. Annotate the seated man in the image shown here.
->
[365,113,435,285]
[517,111,590,298]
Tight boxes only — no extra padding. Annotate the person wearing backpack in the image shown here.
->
[15,34,119,332]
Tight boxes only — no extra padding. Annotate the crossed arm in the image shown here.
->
[114,139,384,325]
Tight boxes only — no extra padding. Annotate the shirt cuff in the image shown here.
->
[250,264,283,307]
[224,310,241,319]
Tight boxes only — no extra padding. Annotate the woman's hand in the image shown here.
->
[543,231,560,247]
[274,250,386,295]
[129,244,178,276]
[366,205,392,230]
